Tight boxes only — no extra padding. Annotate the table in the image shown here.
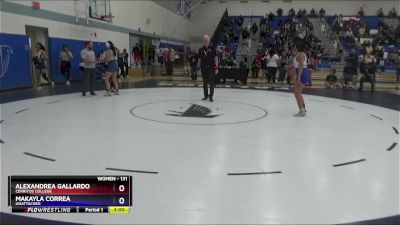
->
[217,68,249,85]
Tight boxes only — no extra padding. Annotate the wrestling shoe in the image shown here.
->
[294,110,306,117]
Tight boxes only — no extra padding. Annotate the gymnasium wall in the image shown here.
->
[189,0,399,44]
[4,0,190,42]
[0,0,190,90]
[1,11,129,50]
[0,33,32,90]
[0,10,127,90]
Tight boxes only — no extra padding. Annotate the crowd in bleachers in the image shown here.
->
[377,7,398,18]
[219,16,242,45]
[246,8,326,84]
[330,14,399,51]
[324,7,399,89]
[189,6,399,89]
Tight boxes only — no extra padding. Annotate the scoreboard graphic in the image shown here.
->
[8,176,132,213]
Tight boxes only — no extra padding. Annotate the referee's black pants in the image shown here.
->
[202,69,215,98]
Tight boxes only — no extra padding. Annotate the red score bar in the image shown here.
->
[16,183,129,195]
[15,183,130,195]
[49,183,129,194]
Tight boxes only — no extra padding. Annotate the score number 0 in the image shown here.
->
[116,176,129,205]
[118,184,125,205]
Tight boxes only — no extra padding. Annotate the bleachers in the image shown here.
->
[362,16,381,29]
[325,15,399,72]
[213,13,398,80]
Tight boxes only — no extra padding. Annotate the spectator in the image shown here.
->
[347,49,359,66]
[220,56,236,83]
[227,56,237,68]
[183,60,190,78]
[307,52,316,71]
[266,49,280,84]
[278,50,287,84]
[251,22,258,34]
[343,50,359,88]
[377,8,384,17]
[332,38,338,54]
[80,41,97,96]
[251,56,261,78]
[358,7,365,18]
[237,15,244,27]
[345,29,354,38]
[241,28,250,39]
[310,8,316,18]
[58,44,73,86]
[359,52,376,92]
[277,8,283,17]
[318,8,325,21]
[132,43,142,68]
[297,9,303,18]
[268,12,275,22]
[325,68,338,89]
[259,50,269,80]
[365,43,373,54]
[188,49,199,80]
[289,8,295,17]
[237,57,248,83]
[338,14,344,28]
[220,53,229,68]
[156,47,164,65]
[389,7,397,18]
[321,22,326,33]
[122,49,129,81]
[302,9,308,18]
[239,57,248,69]
[376,47,385,75]
[117,49,125,78]
[33,42,52,90]
[165,49,174,75]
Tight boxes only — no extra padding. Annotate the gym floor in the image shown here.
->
[1,78,399,224]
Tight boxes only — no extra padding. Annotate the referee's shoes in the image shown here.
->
[201,96,214,102]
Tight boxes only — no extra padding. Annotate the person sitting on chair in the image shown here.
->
[359,52,376,92]
[325,68,338,89]
[224,56,237,83]
[237,57,248,84]
[343,50,358,88]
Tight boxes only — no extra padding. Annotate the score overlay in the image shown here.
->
[8,176,132,213]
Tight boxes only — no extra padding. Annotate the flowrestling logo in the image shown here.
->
[0,45,14,78]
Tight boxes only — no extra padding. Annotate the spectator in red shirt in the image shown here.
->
[132,43,142,68]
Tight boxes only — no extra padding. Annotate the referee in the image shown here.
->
[197,35,219,102]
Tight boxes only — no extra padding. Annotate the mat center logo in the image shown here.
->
[165,104,222,118]
[130,100,268,125]
[0,45,14,78]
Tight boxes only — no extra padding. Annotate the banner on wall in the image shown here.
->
[0,33,32,90]
[49,38,106,82]
[159,40,184,53]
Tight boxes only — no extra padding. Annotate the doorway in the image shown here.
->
[129,34,159,70]
[25,25,50,85]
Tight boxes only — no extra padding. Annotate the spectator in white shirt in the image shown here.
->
[267,49,280,84]
[359,52,376,92]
